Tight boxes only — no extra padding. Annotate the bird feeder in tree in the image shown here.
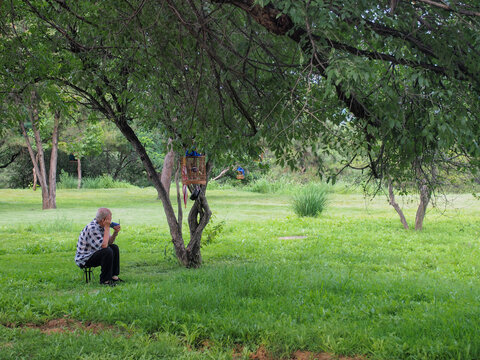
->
[181,152,206,185]
[236,167,245,180]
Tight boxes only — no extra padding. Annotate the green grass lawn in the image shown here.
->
[1,188,480,359]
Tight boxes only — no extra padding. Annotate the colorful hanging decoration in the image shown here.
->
[183,184,188,208]
[236,167,245,180]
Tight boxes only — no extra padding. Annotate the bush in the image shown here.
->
[248,177,298,194]
[292,183,329,217]
[57,171,78,189]
[58,172,135,189]
[82,174,134,189]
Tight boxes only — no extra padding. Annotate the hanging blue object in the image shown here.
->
[237,167,245,175]
[185,150,202,157]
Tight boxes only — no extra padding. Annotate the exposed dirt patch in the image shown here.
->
[4,317,116,335]
[245,346,365,360]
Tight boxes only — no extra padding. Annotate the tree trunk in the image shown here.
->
[47,110,60,209]
[114,116,208,267]
[415,182,430,231]
[388,179,409,229]
[159,138,175,199]
[414,160,434,231]
[186,190,212,267]
[32,167,37,191]
[29,94,52,209]
[19,91,55,209]
[77,158,82,189]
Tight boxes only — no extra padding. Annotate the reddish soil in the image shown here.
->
[235,345,365,360]
[5,317,116,335]
[5,320,365,360]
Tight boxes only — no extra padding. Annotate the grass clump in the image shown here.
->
[58,172,135,189]
[292,183,329,217]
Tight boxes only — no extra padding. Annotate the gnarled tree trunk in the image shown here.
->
[114,115,211,267]
[414,160,436,231]
[388,179,409,230]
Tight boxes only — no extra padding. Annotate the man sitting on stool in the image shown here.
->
[75,208,123,286]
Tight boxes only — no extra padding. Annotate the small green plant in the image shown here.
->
[202,214,226,247]
[292,183,329,217]
[57,170,78,189]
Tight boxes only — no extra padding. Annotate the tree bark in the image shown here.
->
[32,165,37,191]
[77,158,82,189]
[414,160,434,231]
[114,116,205,266]
[212,167,231,181]
[47,110,60,209]
[29,92,52,209]
[388,179,409,229]
[187,190,212,267]
[159,138,175,199]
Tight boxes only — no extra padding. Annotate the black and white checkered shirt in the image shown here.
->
[75,219,104,267]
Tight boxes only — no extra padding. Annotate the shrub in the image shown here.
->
[58,172,135,189]
[57,171,78,189]
[248,177,296,194]
[82,174,134,189]
[292,183,329,217]
[202,214,226,247]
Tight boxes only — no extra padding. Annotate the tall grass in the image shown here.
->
[292,183,329,217]
[57,172,135,189]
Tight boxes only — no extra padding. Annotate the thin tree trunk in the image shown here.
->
[175,164,183,230]
[388,179,409,229]
[77,158,82,189]
[47,110,60,209]
[20,121,49,208]
[32,167,37,191]
[33,152,40,191]
[212,167,231,181]
[29,93,51,209]
[160,138,175,199]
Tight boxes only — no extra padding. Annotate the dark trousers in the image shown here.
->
[84,244,120,283]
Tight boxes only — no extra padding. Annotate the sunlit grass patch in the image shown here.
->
[1,189,480,359]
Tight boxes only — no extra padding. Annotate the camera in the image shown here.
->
[110,222,120,228]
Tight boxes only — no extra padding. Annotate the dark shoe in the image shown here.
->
[100,280,117,287]
[112,277,125,283]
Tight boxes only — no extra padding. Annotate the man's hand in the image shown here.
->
[113,224,121,233]
[101,214,112,228]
